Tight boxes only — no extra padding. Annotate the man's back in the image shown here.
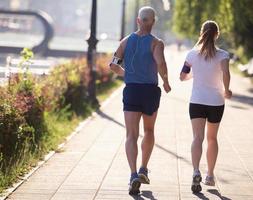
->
[123,33,158,84]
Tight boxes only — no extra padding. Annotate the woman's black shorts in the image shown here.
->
[123,83,161,116]
[189,103,225,123]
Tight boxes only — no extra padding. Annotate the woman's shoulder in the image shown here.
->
[216,48,230,60]
[185,48,199,63]
[188,47,200,54]
[216,48,228,54]
[186,48,199,58]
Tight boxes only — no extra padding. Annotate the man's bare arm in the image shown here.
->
[109,38,127,77]
[153,40,171,93]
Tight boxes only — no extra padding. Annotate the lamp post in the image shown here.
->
[134,0,140,31]
[87,0,98,105]
[120,0,126,40]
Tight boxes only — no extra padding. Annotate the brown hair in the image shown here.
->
[196,20,219,60]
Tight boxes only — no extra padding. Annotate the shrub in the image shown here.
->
[41,54,113,115]
[0,52,116,193]
[0,87,35,172]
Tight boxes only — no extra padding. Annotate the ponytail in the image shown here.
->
[196,21,219,60]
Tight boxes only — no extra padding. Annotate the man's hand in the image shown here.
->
[224,89,232,99]
[163,81,171,93]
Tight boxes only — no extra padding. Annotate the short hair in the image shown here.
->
[138,6,156,20]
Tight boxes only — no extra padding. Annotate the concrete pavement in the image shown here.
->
[5,47,253,200]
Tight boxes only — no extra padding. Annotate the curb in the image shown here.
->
[0,84,124,200]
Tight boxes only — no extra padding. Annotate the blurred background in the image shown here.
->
[0,0,178,53]
[0,0,252,60]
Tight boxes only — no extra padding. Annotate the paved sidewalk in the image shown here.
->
[6,47,253,199]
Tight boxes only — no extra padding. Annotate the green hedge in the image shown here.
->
[0,53,119,193]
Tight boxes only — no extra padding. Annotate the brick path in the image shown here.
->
[6,47,253,200]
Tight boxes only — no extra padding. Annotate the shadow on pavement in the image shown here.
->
[97,109,191,165]
[207,189,232,200]
[141,190,158,200]
[96,109,125,128]
[129,194,145,200]
[229,105,248,110]
[129,190,158,200]
[193,192,210,200]
[231,93,253,107]
[145,139,191,165]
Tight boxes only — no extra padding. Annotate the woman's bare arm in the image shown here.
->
[180,61,192,81]
[221,59,232,98]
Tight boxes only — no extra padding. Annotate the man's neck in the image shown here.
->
[136,29,152,36]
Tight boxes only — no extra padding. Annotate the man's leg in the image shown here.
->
[124,111,142,174]
[141,111,158,168]
[137,112,158,184]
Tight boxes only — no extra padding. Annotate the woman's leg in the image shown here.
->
[124,111,142,174]
[191,118,206,171]
[206,122,220,177]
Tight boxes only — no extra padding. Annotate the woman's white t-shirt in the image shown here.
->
[185,48,230,106]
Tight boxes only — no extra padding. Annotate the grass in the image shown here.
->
[43,79,123,152]
[0,79,123,195]
[97,79,122,101]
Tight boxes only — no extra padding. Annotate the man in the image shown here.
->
[109,6,171,195]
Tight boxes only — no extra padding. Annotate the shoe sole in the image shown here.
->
[191,175,202,193]
[129,179,141,195]
[138,174,150,184]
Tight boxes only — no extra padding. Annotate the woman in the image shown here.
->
[180,20,232,193]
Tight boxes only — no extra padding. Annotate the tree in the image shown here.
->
[125,0,173,40]
[172,0,253,60]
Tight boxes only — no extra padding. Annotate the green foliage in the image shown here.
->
[172,0,253,60]
[20,48,34,62]
[18,48,34,76]
[125,0,173,36]
[0,51,119,193]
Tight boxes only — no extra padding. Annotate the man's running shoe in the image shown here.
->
[191,170,202,193]
[138,167,150,184]
[128,172,141,195]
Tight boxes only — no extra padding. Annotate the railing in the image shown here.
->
[0,9,53,55]
[0,9,86,57]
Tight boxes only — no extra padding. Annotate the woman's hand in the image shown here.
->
[224,89,232,99]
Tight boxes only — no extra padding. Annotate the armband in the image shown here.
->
[181,64,191,73]
[110,55,123,66]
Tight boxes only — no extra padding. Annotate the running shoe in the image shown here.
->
[138,167,150,184]
[191,170,202,193]
[204,175,215,186]
[128,172,141,195]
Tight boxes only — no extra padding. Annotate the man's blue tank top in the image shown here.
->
[123,33,158,84]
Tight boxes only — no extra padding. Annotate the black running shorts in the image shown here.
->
[189,103,225,123]
[123,83,161,116]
